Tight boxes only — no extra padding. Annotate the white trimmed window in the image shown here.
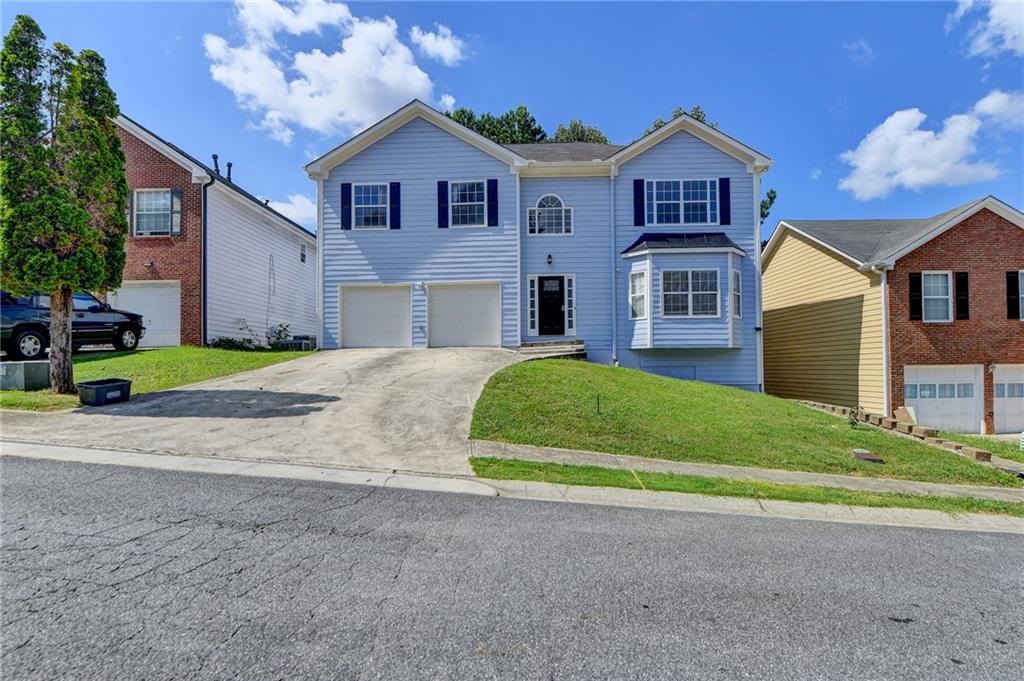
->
[450,180,486,227]
[1019,271,1023,319]
[527,278,537,333]
[353,183,388,228]
[566,276,575,332]
[645,179,718,226]
[134,189,181,236]
[528,194,573,235]
[922,271,952,322]
[629,271,647,320]
[731,269,742,318]
[300,243,307,263]
[662,270,719,318]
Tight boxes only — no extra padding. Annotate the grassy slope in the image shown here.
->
[471,359,1020,488]
[0,347,312,411]
[471,458,1024,517]
[940,432,1024,466]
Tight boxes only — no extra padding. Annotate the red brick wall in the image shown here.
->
[888,208,1024,432]
[117,126,203,345]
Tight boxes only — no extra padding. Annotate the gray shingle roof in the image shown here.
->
[503,142,625,162]
[780,198,990,264]
[622,232,745,255]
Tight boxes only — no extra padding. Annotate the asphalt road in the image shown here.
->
[2,456,1022,680]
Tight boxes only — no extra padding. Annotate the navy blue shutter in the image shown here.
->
[340,183,352,230]
[718,178,731,225]
[633,179,645,226]
[909,272,922,320]
[437,181,448,228]
[389,182,401,229]
[486,179,498,227]
[954,272,969,320]
[1008,272,1021,320]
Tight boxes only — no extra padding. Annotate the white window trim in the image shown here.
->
[731,268,742,319]
[921,270,953,323]
[133,188,178,237]
[449,179,488,229]
[661,269,721,319]
[527,194,574,236]
[351,182,390,230]
[1018,271,1023,321]
[644,178,720,228]
[629,269,648,321]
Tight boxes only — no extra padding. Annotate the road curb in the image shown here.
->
[487,479,1024,535]
[1,440,498,498]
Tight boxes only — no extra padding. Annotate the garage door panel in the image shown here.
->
[994,365,1024,434]
[341,286,411,348]
[428,284,500,348]
[904,365,982,433]
[108,282,181,347]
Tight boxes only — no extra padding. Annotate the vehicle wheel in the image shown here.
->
[10,328,47,361]
[113,326,140,351]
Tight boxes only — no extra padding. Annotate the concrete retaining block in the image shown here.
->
[895,422,913,434]
[961,447,992,462]
[912,426,938,438]
[880,418,896,429]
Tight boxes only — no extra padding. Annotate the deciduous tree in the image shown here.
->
[551,119,609,144]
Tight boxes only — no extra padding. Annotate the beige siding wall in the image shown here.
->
[762,232,885,412]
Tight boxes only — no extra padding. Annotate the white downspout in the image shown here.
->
[609,169,618,365]
[515,168,522,348]
[316,177,324,338]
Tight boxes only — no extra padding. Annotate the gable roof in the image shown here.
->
[115,115,315,240]
[763,196,1024,269]
[503,142,625,162]
[621,231,746,258]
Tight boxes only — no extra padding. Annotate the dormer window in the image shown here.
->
[528,194,573,235]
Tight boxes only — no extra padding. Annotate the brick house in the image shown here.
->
[761,196,1024,434]
[112,115,318,347]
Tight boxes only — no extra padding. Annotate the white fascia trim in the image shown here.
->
[208,183,316,244]
[606,113,772,173]
[114,115,211,183]
[621,247,745,259]
[866,196,1024,268]
[304,100,528,179]
[518,161,615,178]
[762,221,865,269]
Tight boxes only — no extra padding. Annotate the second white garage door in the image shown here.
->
[994,365,1024,434]
[340,285,411,348]
[428,283,501,347]
[903,365,983,433]
[108,281,181,347]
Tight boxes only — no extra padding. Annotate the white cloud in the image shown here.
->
[843,38,874,64]
[973,88,1024,128]
[204,1,454,143]
[409,24,465,66]
[809,167,823,181]
[268,194,317,228]
[838,95,1008,200]
[946,0,1024,57]
[439,93,456,111]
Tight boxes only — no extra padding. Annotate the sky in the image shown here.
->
[3,1,1022,237]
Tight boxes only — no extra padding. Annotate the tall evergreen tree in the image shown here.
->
[445,104,547,144]
[551,119,609,144]
[0,15,128,393]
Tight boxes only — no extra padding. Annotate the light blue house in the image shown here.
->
[305,101,771,390]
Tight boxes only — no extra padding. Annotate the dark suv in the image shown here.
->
[1,291,146,361]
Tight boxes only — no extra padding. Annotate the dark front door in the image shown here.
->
[538,276,565,336]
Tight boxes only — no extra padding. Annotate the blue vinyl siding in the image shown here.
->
[321,117,518,348]
[648,253,731,348]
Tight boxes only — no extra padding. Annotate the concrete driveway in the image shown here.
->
[0,349,516,475]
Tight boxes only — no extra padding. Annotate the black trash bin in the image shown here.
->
[77,378,132,406]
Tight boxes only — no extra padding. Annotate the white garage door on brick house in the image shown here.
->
[108,281,181,348]
[994,365,1024,434]
[903,365,984,433]
[427,283,502,347]
[339,285,412,348]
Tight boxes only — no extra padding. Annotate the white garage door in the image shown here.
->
[108,281,181,347]
[994,365,1024,434]
[340,285,411,348]
[428,283,501,347]
[903,365,983,433]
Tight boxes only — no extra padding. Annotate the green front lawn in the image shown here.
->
[0,347,313,411]
[471,458,1024,517]
[940,432,1024,465]
[470,360,1021,488]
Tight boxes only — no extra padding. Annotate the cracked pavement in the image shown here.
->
[2,455,1023,680]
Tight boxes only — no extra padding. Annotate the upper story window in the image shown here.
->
[662,269,719,318]
[134,189,181,236]
[528,194,573,235]
[629,270,647,320]
[300,243,307,263]
[645,179,718,226]
[450,180,486,227]
[922,271,952,322]
[732,269,742,319]
[353,183,389,228]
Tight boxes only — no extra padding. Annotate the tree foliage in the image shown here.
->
[445,104,547,144]
[644,105,718,136]
[0,15,128,392]
[551,119,609,144]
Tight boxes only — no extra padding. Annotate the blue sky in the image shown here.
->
[4,1,1022,235]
